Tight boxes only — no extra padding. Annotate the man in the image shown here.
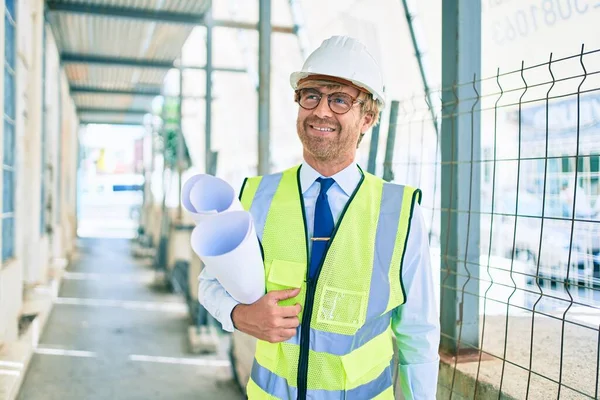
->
[199,35,440,399]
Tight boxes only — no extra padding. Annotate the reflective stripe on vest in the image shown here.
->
[248,173,283,242]
[248,359,395,400]
[284,311,392,355]
[239,165,420,399]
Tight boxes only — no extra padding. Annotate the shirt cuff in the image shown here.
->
[216,296,240,333]
[397,358,440,400]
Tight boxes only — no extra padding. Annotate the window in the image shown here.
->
[591,153,599,173]
[3,0,16,261]
[561,155,571,173]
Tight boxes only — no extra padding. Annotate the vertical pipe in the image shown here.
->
[367,115,382,175]
[258,0,271,175]
[177,64,184,220]
[383,101,399,182]
[400,0,440,139]
[440,0,481,356]
[288,0,310,60]
[205,8,214,175]
[41,20,47,236]
[139,122,152,234]
[56,66,63,226]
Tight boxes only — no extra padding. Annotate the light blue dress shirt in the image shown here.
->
[198,162,440,399]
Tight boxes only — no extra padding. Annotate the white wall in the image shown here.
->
[0,0,80,345]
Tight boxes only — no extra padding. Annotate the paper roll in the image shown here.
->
[191,211,265,304]
[182,174,243,224]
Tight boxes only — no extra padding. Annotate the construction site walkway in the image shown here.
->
[17,238,242,400]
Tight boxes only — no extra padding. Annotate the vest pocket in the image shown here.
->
[316,286,367,330]
[255,340,280,366]
[267,259,305,288]
[266,259,306,312]
[340,328,394,389]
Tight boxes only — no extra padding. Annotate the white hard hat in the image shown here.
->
[290,36,385,108]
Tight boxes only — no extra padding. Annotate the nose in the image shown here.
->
[313,95,333,119]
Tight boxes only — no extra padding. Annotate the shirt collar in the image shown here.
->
[299,161,362,197]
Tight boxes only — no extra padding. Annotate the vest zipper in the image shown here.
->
[297,277,315,400]
[295,166,365,400]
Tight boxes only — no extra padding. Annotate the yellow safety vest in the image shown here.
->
[239,165,421,400]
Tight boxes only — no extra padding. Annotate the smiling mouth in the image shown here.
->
[309,125,336,132]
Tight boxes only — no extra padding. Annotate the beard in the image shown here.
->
[297,116,359,162]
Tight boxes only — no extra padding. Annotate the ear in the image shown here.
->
[360,112,375,133]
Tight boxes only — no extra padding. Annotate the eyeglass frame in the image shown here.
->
[294,88,365,115]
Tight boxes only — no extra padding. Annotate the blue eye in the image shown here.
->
[332,96,350,106]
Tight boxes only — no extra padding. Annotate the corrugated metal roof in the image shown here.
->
[51,0,210,14]
[65,64,167,89]
[47,0,210,125]
[73,93,153,110]
[51,13,193,60]
[79,111,146,125]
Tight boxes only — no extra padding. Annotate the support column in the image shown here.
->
[383,101,399,182]
[258,0,271,175]
[204,8,215,176]
[23,0,44,283]
[367,119,381,175]
[177,63,184,220]
[440,0,481,356]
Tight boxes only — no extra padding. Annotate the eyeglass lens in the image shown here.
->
[297,88,355,114]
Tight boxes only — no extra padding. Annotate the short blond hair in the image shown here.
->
[296,79,380,126]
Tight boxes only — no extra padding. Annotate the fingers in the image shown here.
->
[269,288,301,302]
[279,316,300,329]
[280,328,297,340]
[268,328,297,343]
[278,303,302,317]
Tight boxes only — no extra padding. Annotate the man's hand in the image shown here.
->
[232,288,302,343]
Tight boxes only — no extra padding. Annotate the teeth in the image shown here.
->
[313,127,334,132]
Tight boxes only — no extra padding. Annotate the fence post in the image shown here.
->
[440,0,482,357]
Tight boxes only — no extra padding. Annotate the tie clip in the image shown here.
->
[311,237,330,242]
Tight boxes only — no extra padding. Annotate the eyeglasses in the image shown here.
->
[294,88,364,115]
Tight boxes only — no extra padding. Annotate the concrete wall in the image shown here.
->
[0,0,79,345]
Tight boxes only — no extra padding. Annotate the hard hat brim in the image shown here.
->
[296,74,370,94]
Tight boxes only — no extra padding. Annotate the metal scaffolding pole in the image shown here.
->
[400,0,440,138]
[367,115,382,175]
[258,0,271,175]
[288,0,310,60]
[205,9,215,176]
[177,63,184,220]
[440,0,481,357]
[383,102,399,182]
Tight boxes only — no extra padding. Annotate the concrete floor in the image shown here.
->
[17,238,243,400]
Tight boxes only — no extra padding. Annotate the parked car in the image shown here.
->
[481,190,599,287]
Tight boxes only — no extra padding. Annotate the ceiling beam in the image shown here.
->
[62,53,172,69]
[46,1,296,34]
[71,85,162,97]
[71,85,208,100]
[78,107,149,116]
[61,53,246,73]
[80,120,143,126]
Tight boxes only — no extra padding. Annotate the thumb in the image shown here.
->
[269,288,301,303]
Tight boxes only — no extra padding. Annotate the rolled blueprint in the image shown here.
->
[190,211,265,304]
[181,174,243,224]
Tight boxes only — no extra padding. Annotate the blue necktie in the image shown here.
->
[309,177,335,280]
